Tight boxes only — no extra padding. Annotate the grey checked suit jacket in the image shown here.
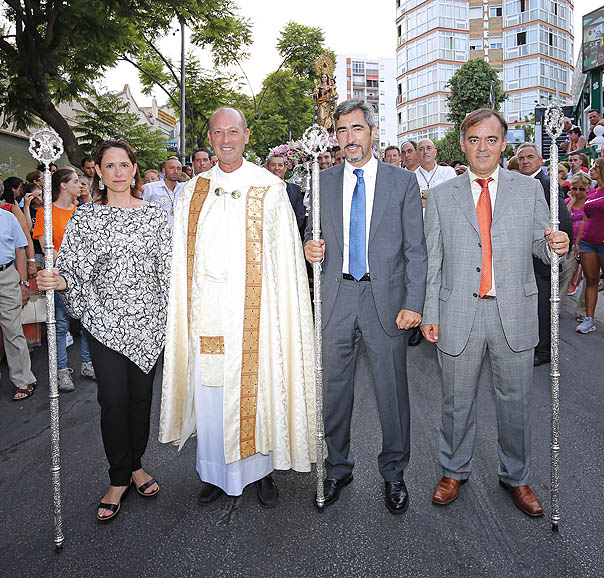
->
[304,161,427,336]
[422,169,551,356]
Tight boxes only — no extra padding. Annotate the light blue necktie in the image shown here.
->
[349,168,366,280]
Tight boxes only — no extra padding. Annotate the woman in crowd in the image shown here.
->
[21,183,45,267]
[32,168,94,391]
[574,158,604,333]
[568,127,588,154]
[37,140,171,522]
[1,178,37,279]
[78,177,92,204]
[507,155,520,172]
[558,164,571,197]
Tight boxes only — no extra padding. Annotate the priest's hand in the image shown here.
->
[396,309,421,330]
[304,239,325,263]
[421,323,439,343]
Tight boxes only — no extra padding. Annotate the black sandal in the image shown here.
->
[96,486,129,522]
[132,478,160,498]
[13,383,35,401]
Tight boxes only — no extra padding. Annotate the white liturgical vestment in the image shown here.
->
[159,160,317,495]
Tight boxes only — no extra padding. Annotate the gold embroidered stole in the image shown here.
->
[240,186,270,458]
[187,177,210,322]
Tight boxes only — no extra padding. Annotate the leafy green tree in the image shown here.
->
[434,127,465,165]
[446,59,506,126]
[0,0,250,166]
[74,93,167,171]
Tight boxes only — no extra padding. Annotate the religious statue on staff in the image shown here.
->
[313,54,338,133]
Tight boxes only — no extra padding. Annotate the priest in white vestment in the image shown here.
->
[159,107,316,507]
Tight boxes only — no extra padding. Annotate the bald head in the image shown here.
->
[417,138,437,170]
[208,107,248,131]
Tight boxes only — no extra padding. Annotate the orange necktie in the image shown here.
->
[475,178,493,297]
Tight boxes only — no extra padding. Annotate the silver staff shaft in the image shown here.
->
[311,157,325,511]
[544,104,562,532]
[29,128,64,549]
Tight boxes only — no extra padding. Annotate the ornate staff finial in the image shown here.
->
[29,126,64,166]
[544,103,564,141]
[302,124,330,160]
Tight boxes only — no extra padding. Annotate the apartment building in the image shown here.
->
[395,0,574,145]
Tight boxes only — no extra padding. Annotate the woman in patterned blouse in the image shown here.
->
[38,140,171,522]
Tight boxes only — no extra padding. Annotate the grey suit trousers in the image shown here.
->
[324,279,410,481]
[438,298,533,486]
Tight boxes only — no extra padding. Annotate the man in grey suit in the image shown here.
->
[421,109,570,517]
[304,99,427,514]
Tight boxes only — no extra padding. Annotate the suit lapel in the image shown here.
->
[452,173,480,235]
[326,165,344,251]
[369,162,393,243]
[492,169,513,225]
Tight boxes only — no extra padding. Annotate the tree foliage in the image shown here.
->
[434,128,465,165]
[0,0,251,165]
[446,59,506,126]
[74,93,167,171]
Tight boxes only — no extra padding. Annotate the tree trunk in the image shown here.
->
[33,92,84,167]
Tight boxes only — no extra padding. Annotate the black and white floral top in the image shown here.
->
[57,202,171,373]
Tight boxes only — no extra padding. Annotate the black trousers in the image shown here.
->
[87,332,158,486]
[535,272,551,358]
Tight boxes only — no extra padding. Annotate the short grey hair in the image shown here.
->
[516,142,541,158]
[208,107,248,131]
[333,99,375,130]
[266,153,285,166]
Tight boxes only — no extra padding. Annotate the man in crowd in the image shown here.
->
[0,207,37,401]
[160,107,316,510]
[384,145,402,166]
[319,149,333,170]
[80,156,95,190]
[333,146,346,165]
[588,109,601,142]
[142,156,185,227]
[568,153,587,180]
[192,147,213,175]
[400,141,419,172]
[304,99,427,515]
[415,139,457,209]
[421,109,570,517]
[266,153,305,233]
[517,143,573,366]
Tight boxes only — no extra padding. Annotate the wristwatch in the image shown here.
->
[19,280,30,288]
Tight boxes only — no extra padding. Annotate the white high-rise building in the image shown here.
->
[335,54,398,150]
[395,0,574,145]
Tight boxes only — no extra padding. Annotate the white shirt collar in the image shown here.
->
[344,154,378,179]
[467,165,500,185]
[530,168,542,178]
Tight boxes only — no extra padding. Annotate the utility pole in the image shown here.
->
[179,15,186,165]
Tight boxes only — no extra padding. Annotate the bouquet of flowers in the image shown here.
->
[269,141,309,171]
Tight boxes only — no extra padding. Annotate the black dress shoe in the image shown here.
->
[197,482,224,505]
[318,474,353,508]
[408,327,423,346]
[533,353,550,366]
[256,474,279,508]
[385,480,409,515]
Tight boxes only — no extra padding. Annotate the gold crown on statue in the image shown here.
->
[315,54,335,78]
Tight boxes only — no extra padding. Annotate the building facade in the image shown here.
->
[335,54,398,150]
[395,0,574,146]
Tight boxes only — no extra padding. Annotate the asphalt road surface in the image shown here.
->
[1,312,603,578]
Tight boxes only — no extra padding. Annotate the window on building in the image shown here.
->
[520,0,527,12]
[352,61,365,74]
[469,6,482,18]
[489,5,502,17]
[470,37,483,51]
[398,24,402,37]
[489,36,503,49]
[517,31,526,45]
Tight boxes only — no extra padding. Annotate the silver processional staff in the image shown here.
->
[302,123,330,512]
[28,127,65,549]
[543,102,563,533]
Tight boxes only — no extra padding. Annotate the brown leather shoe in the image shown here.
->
[432,476,467,505]
[499,481,544,517]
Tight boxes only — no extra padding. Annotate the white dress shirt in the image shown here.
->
[468,166,499,296]
[142,180,185,228]
[342,155,377,274]
[414,164,457,192]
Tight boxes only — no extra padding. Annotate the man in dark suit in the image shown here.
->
[517,143,573,366]
[304,99,427,514]
[267,153,305,234]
